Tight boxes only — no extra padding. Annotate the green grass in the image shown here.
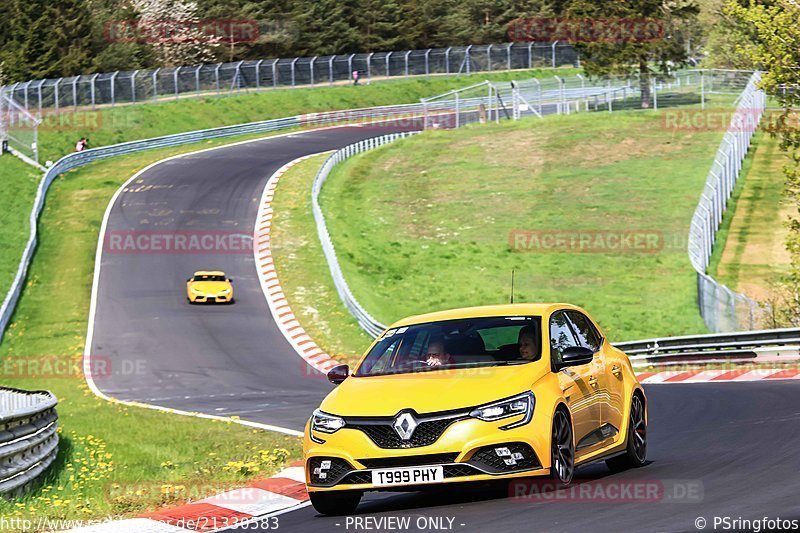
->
[0,133,308,526]
[0,156,40,298]
[33,68,576,164]
[270,154,373,366]
[709,131,792,298]
[318,111,729,341]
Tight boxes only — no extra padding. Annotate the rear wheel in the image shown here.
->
[309,490,362,515]
[549,408,574,485]
[606,393,647,471]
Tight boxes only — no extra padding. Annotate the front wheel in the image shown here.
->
[549,409,574,485]
[309,490,362,515]
[606,393,647,471]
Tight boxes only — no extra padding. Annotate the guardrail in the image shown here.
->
[312,133,418,337]
[615,327,800,368]
[0,388,59,496]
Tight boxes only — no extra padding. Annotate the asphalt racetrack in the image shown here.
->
[88,122,416,431]
[229,381,800,532]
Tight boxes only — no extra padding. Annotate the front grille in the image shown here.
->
[468,442,540,473]
[444,464,481,478]
[307,457,354,487]
[345,410,467,449]
[340,470,372,485]
[358,453,459,469]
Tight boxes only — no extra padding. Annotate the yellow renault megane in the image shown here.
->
[186,271,234,304]
[303,303,647,515]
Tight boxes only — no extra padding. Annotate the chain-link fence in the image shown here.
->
[0,94,40,165]
[688,71,766,332]
[422,69,755,130]
[0,43,578,116]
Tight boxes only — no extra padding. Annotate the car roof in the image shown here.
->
[193,270,226,276]
[388,303,585,328]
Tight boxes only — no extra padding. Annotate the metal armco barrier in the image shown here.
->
[0,388,59,496]
[615,327,800,367]
[312,133,417,337]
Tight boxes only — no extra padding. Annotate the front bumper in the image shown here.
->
[304,415,551,493]
[189,293,232,303]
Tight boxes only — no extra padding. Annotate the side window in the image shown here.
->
[566,311,602,352]
[549,312,579,364]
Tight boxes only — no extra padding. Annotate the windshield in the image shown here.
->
[193,274,226,282]
[355,316,542,377]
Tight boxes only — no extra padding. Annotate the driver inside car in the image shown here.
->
[425,338,454,366]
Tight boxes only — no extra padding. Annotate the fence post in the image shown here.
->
[194,66,201,95]
[329,56,335,86]
[90,74,99,110]
[72,78,78,110]
[487,44,492,71]
[110,71,118,106]
[36,80,43,117]
[465,45,472,74]
[386,52,392,77]
[425,49,431,76]
[507,43,512,70]
[310,56,316,86]
[347,54,355,83]
[528,43,533,69]
[272,59,278,88]
[23,80,31,111]
[404,50,411,77]
[173,67,181,99]
[445,47,451,75]
[255,59,263,89]
[455,92,460,128]
[551,41,559,68]
[152,68,160,101]
[652,76,658,110]
[53,79,61,113]
[700,70,705,110]
[367,53,374,83]
[214,64,221,95]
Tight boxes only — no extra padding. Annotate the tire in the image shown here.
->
[606,393,647,471]
[549,408,575,485]
[309,490,362,516]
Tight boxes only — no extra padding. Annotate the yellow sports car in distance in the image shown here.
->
[304,303,646,515]
[186,271,234,304]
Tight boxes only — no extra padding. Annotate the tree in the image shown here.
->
[728,0,800,321]
[130,0,219,66]
[560,0,700,108]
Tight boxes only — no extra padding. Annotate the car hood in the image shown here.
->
[190,281,230,293]
[319,364,546,417]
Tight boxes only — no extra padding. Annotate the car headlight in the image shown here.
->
[220,288,231,294]
[470,392,534,430]
[311,409,345,434]
[191,287,203,294]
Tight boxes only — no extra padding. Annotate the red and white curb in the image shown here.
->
[70,462,308,532]
[635,367,800,383]
[253,154,342,375]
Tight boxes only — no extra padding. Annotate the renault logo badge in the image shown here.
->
[393,412,417,440]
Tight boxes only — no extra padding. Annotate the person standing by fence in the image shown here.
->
[352,70,359,86]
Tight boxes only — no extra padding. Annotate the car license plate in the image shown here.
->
[371,466,444,487]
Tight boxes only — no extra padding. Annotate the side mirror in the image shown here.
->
[226,278,233,282]
[557,346,594,369]
[327,364,349,385]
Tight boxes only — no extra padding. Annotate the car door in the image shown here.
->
[566,310,624,443]
[549,311,602,460]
